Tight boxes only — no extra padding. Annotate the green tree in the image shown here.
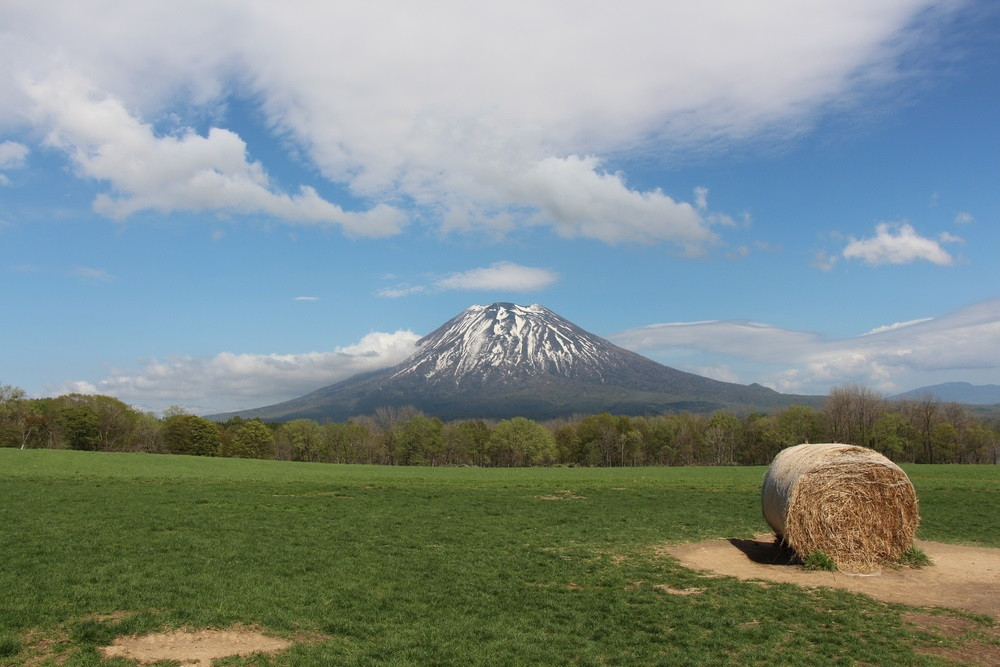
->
[442,420,490,465]
[958,424,998,463]
[392,414,444,465]
[577,412,627,466]
[227,419,275,459]
[324,420,377,463]
[774,404,829,446]
[0,384,33,449]
[871,411,913,460]
[58,405,100,451]
[552,422,581,464]
[280,419,326,462]
[635,415,676,465]
[737,412,783,465]
[162,414,221,456]
[487,417,556,466]
[929,421,959,463]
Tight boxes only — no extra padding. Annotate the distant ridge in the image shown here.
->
[891,382,1000,405]
[209,302,823,422]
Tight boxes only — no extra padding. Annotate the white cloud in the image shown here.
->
[380,262,558,297]
[377,285,429,299]
[508,155,717,247]
[71,265,113,283]
[23,73,407,237]
[436,262,559,292]
[0,140,28,185]
[611,299,1000,395]
[293,296,319,302]
[954,211,973,224]
[0,1,958,247]
[862,318,933,335]
[55,330,421,414]
[842,222,958,266]
[0,140,28,168]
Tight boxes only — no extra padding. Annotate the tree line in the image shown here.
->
[2,383,998,466]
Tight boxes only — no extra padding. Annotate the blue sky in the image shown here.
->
[2,1,998,414]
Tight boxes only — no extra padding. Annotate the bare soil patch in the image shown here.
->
[100,626,292,666]
[662,536,1000,619]
[664,536,1000,665]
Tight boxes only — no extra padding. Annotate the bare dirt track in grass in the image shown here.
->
[664,536,1000,666]
[662,536,1000,619]
[100,627,292,666]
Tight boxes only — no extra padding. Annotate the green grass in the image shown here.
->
[802,551,837,572]
[1,450,997,665]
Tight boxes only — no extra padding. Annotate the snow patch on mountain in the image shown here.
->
[390,302,621,385]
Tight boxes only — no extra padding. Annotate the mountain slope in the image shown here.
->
[211,303,821,422]
[892,382,1000,405]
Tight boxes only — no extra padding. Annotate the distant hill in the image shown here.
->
[209,302,823,422]
[891,382,1000,405]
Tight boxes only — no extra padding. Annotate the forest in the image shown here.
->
[2,384,998,467]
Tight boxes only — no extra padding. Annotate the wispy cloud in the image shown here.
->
[293,296,319,302]
[611,299,1000,395]
[0,140,28,168]
[71,265,113,283]
[954,211,974,224]
[377,285,428,299]
[53,330,421,414]
[436,262,558,292]
[380,261,558,298]
[0,140,29,185]
[810,250,838,272]
[842,222,960,266]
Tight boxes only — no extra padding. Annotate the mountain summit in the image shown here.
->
[391,302,648,388]
[213,302,819,422]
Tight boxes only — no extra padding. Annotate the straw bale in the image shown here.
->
[761,443,919,573]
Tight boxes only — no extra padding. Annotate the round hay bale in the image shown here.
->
[761,443,919,573]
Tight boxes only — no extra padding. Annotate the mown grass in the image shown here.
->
[0,449,997,665]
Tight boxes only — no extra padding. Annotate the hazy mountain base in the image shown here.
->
[211,372,824,423]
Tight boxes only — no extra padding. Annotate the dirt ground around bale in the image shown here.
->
[663,536,1000,619]
[100,627,293,666]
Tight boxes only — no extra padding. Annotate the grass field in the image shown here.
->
[1,450,997,665]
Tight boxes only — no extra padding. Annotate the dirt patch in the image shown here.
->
[661,536,1000,620]
[918,641,1000,666]
[100,627,293,666]
[905,612,1000,666]
[536,489,585,501]
[905,611,982,637]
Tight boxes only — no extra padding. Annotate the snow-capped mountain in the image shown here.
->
[213,302,820,422]
[391,303,643,387]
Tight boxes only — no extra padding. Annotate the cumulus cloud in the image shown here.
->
[842,222,960,266]
[0,1,957,247]
[611,299,1000,395]
[55,330,421,414]
[23,73,407,237]
[380,261,558,298]
[510,156,715,247]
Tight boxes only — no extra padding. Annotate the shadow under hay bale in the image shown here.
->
[761,443,920,574]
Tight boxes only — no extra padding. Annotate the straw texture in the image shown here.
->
[762,443,920,573]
